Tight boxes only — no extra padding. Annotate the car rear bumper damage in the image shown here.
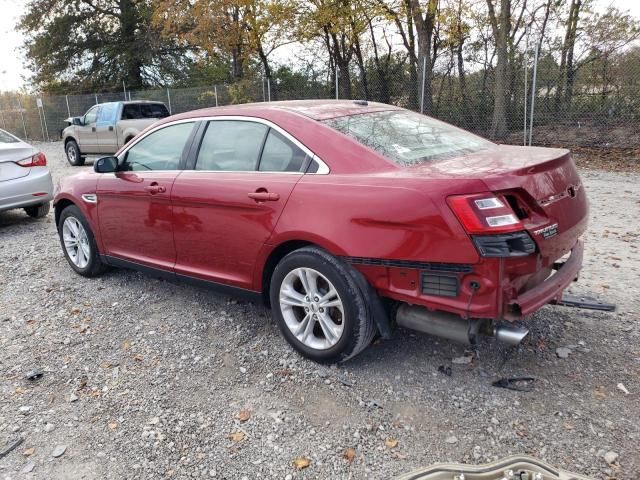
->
[505,239,583,319]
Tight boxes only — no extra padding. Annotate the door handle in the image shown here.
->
[92,126,96,132]
[144,182,166,194]
[108,126,114,131]
[248,190,280,202]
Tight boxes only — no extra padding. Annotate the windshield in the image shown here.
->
[323,110,494,166]
[0,130,19,143]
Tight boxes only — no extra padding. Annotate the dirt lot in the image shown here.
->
[1,142,639,480]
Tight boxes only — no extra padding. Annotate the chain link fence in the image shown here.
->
[1,58,638,151]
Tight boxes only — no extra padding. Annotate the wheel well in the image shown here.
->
[64,137,76,147]
[54,199,75,227]
[261,240,314,306]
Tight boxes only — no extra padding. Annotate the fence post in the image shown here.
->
[123,81,127,101]
[214,85,218,107]
[166,88,172,114]
[37,99,46,141]
[41,100,50,142]
[65,95,71,117]
[262,77,266,102]
[95,94,98,105]
[267,78,271,102]
[523,36,528,146]
[335,67,339,100]
[528,41,539,146]
[17,97,27,139]
[420,56,427,114]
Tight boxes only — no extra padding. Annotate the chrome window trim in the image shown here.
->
[117,115,330,175]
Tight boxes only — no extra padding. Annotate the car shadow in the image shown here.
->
[0,209,51,228]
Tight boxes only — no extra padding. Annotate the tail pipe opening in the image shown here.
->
[394,304,529,346]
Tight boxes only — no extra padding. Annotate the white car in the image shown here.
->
[0,129,53,218]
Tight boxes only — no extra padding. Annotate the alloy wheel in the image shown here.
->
[62,217,90,269]
[279,267,345,350]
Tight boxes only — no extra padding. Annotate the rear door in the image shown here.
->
[77,105,100,153]
[171,119,310,289]
[96,102,120,154]
[96,121,197,270]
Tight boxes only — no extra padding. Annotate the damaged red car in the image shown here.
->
[53,100,588,362]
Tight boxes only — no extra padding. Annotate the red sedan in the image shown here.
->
[54,100,588,362]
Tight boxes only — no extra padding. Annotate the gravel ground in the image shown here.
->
[1,142,639,480]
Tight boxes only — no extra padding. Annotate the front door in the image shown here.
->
[172,120,310,289]
[77,105,100,153]
[96,121,197,270]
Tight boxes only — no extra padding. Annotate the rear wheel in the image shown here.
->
[24,202,50,218]
[269,246,376,363]
[65,140,85,166]
[58,205,107,277]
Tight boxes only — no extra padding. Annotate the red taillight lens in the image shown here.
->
[17,152,47,168]
[447,193,523,234]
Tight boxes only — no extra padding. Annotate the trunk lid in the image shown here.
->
[0,143,37,182]
[418,145,588,261]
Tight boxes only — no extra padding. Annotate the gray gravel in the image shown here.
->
[1,142,639,479]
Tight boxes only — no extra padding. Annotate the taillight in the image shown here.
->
[447,193,524,234]
[17,152,47,167]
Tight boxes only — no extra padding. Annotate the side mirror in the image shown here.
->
[94,156,119,173]
[72,117,83,126]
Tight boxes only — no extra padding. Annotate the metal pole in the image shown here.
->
[123,80,127,100]
[37,104,46,141]
[95,94,98,105]
[166,88,172,114]
[214,86,218,107]
[267,78,271,102]
[335,67,339,100]
[65,95,71,117]
[420,56,427,114]
[41,102,50,142]
[523,31,529,146]
[17,97,27,139]
[262,77,266,102]
[528,41,539,146]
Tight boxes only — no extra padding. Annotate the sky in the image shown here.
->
[1,0,639,92]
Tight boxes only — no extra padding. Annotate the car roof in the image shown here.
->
[176,99,402,121]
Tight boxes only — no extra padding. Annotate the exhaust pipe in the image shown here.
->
[395,304,529,346]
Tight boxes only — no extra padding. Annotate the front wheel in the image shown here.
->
[24,202,50,218]
[269,247,376,363]
[65,140,85,166]
[57,205,107,277]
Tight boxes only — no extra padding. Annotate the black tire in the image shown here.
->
[65,140,85,166]
[57,205,108,277]
[269,246,377,363]
[24,202,50,218]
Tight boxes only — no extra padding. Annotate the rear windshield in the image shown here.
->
[122,103,170,120]
[0,130,19,143]
[323,110,493,166]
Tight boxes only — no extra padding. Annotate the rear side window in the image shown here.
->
[123,122,195,171]
[122,104,141,120]
[195,121,268,171]
[97,103,118,125]
[141,103,169,118]
[258,130,309,172]
[0,130,18,143]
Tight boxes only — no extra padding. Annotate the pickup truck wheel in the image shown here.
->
[57,205,108,277]
[270,246,377,363]
[65,140,85,166]
[24,202,50,218]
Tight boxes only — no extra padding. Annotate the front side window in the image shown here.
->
[195,121,268,171]
[323,110,494,166]
[258,130,309,172]
[84,106,99,125]
[123,122,195,171]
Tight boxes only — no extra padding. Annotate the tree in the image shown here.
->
[19,0,190,92]
[486,0,511,139]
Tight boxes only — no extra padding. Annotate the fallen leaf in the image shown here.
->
[15,387,27,394]
[385,438,398,449]
[108,421,118,431]
[343,447,356,462]
[229,431,245,442]
[236,409,251,423]
[133,354,144,361]
[100,362,112,369]
[24,447,35,456]
[292,457,310,470]
[122,340,131,351]
[593,387,607,400]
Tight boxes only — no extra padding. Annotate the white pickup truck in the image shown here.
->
[62,101,170,166]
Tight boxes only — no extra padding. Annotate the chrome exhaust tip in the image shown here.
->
[494,324,529,346]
